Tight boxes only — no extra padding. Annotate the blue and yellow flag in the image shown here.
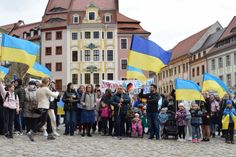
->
[175,78,205,101]
[27,62,51,78]
[202,73,229,98]
[126,66,147,83]
[0,66,9,79]
[1,34,39,67]
[128,35,172,74]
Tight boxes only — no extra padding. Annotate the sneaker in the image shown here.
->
[192,139,197,143]
[87,134,92,137]
[27,132,34,142]
[197,139,201,143]
[81,133,85,137]
[188,137,192,141]
[148,136,154,139]
[231,141,235,144]
[47,135,55,140]
[43,130,48,137]
[177,138,182,142]
[53,131,60,137]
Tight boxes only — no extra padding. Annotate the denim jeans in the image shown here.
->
[192,125,201,139]
[65,111,76,135]
[147,112,159,139]
[14,110,24,132]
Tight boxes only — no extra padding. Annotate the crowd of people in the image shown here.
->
[0,77,235,144]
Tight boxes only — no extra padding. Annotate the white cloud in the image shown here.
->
[0,0,235,50]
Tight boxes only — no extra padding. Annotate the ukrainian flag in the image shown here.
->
[202,73,229,98]
[27,62,51,78]
[1,34,39,67]
[175,78,205,101]
[126,66,147,83]
[128,35,172,74]
[0,66,9,79]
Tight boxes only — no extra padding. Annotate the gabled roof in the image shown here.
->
[199,28,225,51]
[171,26,210,60]
[219,16,236,41]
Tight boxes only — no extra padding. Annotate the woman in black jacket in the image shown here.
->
[62,83,79,136]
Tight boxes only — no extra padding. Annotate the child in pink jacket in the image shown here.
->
[132,113,143,137]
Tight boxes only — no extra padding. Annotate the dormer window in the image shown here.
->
[31,30,34,37]
[231,27,236,33]
[89,12,95,20]
[105,15,111,23]
[23,32,28,39]
[73,14,79,24]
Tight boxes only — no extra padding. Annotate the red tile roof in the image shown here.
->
[117,12,140,23]
[1,23,16,32]
[70,0,118,11]
[10,22,41,38]
[46,0,72,13]
[117,13,150,34]
[171,26,210,60]
[41,13,68,29]
[218,16,236,40]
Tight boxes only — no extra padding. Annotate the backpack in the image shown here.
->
[159,113,168,124]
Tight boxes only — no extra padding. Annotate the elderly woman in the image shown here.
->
[24,81,40,134]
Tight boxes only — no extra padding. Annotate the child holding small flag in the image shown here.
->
[222,100,236,144]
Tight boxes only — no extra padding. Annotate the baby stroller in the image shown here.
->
[162,110,178,139]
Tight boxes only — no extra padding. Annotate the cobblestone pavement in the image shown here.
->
[0,130,236,157]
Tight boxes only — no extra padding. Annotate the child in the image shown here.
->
[190,104,202,143]
[175,103,187,141]
[222,100,236,144]
[158,107,168,139]
[132,113,143,137]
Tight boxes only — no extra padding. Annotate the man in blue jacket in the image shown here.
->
[139,84,160,140]
[112,86,131,140]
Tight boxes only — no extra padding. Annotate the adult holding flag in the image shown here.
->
[202,73,231,138]
[128,35,172,74]
[138,84,160,140]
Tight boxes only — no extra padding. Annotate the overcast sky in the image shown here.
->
[0,0,235,50]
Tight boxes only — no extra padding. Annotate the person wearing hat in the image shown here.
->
[175,103,187,142]
[222,100,236,144]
